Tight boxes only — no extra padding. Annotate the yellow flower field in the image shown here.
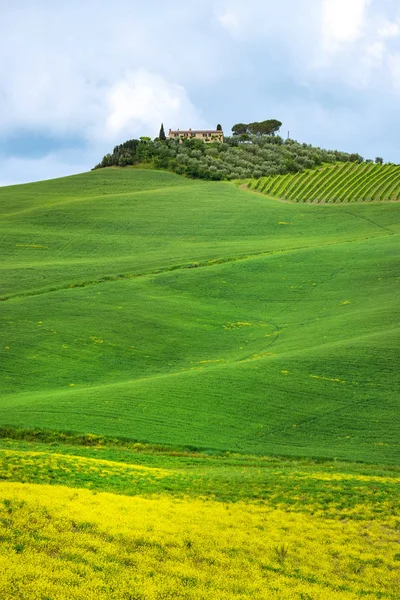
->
[0,482,399,599]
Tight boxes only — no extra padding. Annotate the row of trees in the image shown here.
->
[232,120,282,136]
[94,130,376,181]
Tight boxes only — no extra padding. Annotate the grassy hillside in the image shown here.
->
[249,162,400,203]
[1,167,399,599]
[1,167,399,464]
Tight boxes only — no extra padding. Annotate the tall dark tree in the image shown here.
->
[159,123,166,141]
[375,156,383,165]
[216,123,222,131]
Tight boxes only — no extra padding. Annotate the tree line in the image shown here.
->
[94,121,381,181]
[231,120,282,137]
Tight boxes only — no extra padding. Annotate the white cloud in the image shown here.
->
[321,0,371,52]
[312,0,400,93]
[321,0,371,51]
[217,10,241,36]
[378,21,399,39]
[101,70,205,143]
[0,59,203,146]
[364,41,385,68]
[215,0,317,43]
[0,2,212,145]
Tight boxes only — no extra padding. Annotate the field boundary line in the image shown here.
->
[337,208,395,234]
[1,231,395,302]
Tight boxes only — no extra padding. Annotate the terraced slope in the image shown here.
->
[1,168,400,463]
[249,162,400,203]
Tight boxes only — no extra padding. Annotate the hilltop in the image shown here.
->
[94,133,368,181]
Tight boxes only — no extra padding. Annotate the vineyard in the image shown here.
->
[248,162,400,203]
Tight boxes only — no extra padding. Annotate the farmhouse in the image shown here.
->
[169,128,224,143]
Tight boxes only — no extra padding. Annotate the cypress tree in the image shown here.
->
[159,123,166,141]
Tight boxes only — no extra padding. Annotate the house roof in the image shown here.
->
[169,129,223,134]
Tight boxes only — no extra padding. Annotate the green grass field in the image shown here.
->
[249,162,400,203]
[1,167,399,599]
[1,167,399,463]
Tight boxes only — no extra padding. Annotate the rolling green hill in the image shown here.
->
[1,166,399,600]
[1,167,399,463]
[249,162,400,203]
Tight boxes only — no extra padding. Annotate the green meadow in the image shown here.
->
[1,167,399,599]
[1,168,399,463]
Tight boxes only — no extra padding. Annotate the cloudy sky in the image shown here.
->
[1,0,399,185]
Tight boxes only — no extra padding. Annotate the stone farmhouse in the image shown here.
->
[168,128,224,143]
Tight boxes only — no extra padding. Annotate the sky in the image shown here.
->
[0,0,400,185]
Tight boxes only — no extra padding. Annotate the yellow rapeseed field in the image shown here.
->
[0,482,399,599]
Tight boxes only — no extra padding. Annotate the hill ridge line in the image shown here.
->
[0,231,393,302]
[0,183,197,218]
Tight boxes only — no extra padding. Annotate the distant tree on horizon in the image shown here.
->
[232,123,248,136]
[253,120,282,136]
[159,123,166,141]
[216,124,222,131]
[232,120,282,136]
[375,156,383,165]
